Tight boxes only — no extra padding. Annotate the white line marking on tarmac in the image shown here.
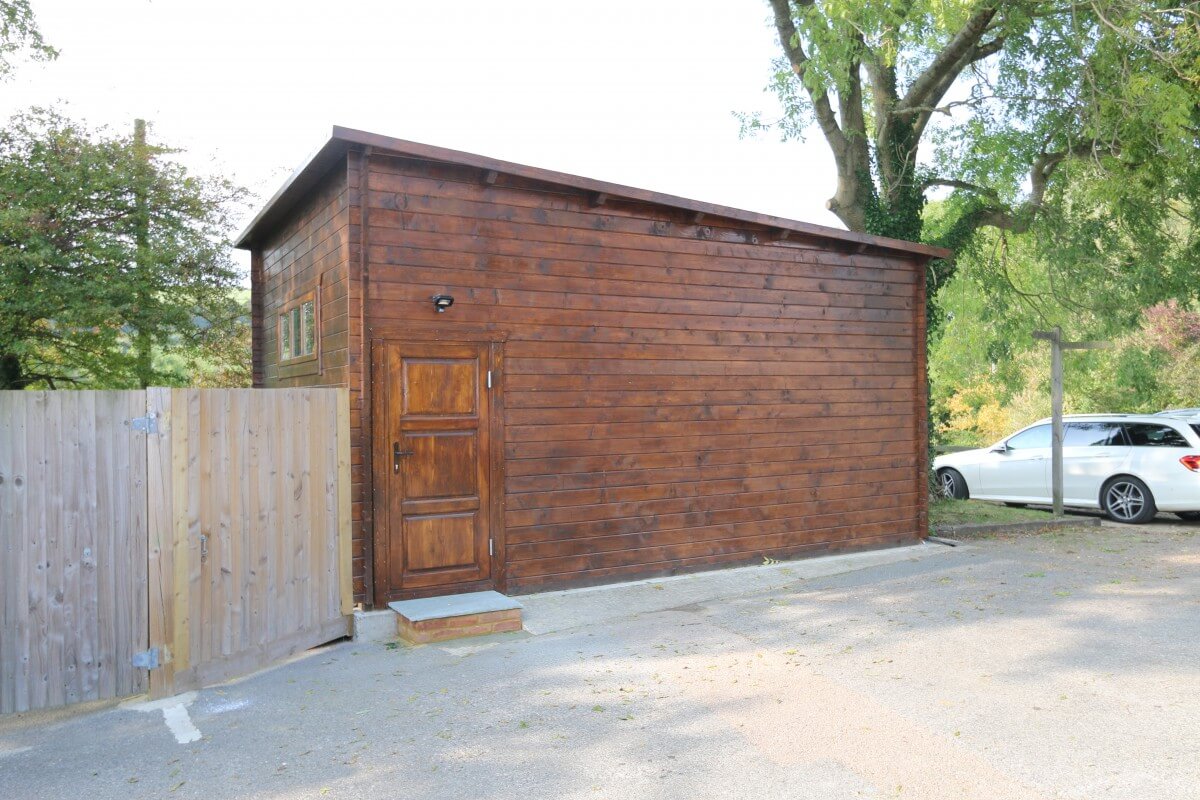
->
[124,691,202,744]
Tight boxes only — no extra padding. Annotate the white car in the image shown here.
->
[933,414,1200,524]
[1157,408,1200,418]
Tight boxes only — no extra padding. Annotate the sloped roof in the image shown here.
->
[235,125,951,260]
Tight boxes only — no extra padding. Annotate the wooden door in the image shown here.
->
[377,342,495,599]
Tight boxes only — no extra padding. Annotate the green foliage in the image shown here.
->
[751,0,1200,334]
[0,0,56,80]
[152,290,252,388]
[929,498,1055,529]
[751,2,1200,453]
[931,234,1200,445]
[0,109,249,389]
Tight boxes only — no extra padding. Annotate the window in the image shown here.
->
[1006,424,1051,450]
[1063,422,1124,447]
[1123,423,1190,448]
[278,292,318,362]
[1193,424,1200,440]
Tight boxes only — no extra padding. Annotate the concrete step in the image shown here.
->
[388,590,524,644]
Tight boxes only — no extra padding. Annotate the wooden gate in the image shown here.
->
[0,388,351,713]
[0,391,149,714]
[145,388,352,697]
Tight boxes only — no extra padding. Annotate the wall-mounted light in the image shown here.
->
[432,294,454,313]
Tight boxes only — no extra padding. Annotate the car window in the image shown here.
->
[1063,422,1125,447]
[1192,424,1200,440]
[1122,423,1190,448]
[1006,424,1051,450]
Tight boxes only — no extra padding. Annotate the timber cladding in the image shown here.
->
[239,128,946,604]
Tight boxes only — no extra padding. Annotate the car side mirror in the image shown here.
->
[990,443,1009,454]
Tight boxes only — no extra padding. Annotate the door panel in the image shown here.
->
[978,451,1049,499]
[405,514,477,571]
[1062,422,1130,506]
[402,360,478,416]
[977,424,1051,501]
[403,430,479,499]
[379,342,494,597]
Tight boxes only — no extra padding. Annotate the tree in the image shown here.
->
[0,109,247,389]
[750,1,1200,290]
[1,0,56,80]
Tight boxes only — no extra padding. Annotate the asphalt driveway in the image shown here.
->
[2,520,1197,799]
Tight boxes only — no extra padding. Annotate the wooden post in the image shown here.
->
[133,120,154,389]
[336,389,353,615]
[145,387,176,697]
[1050,329,1064,516]
[1033,328,1110,518]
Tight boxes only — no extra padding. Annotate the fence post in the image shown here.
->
[145,388,188,698]
[337,389,353,615]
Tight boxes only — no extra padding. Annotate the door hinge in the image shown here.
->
[132,647,161,670]
[487,370,493,389]
[489,538,494,556]
[130,413,158,434]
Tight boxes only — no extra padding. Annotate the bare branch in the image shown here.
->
[902,94,997,116]
[971,35,1006,63]
[839,33,871,172]
[957,146,1090,234]
[921,177,1000,200]
[900,3,1001,113]
[768,0,849,158]
[909,34,1007,141]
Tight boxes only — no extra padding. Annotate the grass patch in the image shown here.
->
[930,498,1056,529]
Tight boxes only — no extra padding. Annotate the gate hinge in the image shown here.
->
[132,647,161,670]
[130,413,158,434]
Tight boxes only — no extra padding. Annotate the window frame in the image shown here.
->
[1005,423,1052,450]
[1062,421,1126,448]
[277,289,319,366]
[1121,422,1191,448]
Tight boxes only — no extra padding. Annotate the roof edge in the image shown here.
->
[236,125,953,261]
[234,136,351,248]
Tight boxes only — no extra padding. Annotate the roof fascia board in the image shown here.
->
[236,125,952,260]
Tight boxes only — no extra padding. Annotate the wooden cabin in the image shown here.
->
[236,127,949,607]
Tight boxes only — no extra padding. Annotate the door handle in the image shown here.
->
[393,442,414,473]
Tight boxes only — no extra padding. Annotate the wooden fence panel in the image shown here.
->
[148,388,351,698]
[0,391,148,714]
[3,387,351,713]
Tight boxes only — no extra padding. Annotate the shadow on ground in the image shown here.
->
[1,521,1196,800]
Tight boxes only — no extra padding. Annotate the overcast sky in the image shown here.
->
[5,0,840,265]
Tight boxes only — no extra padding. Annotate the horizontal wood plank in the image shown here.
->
[252,148,929,600]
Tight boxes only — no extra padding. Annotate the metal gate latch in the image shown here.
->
[132,648,160,670]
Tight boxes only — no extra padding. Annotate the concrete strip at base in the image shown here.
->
[352,609,398,643]
[519,541,960,636]
[934,516,1100,538]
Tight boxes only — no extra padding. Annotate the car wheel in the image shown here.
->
[938,468,969,500]
[1101,476,1157,524]
[1176,511,1200,521]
